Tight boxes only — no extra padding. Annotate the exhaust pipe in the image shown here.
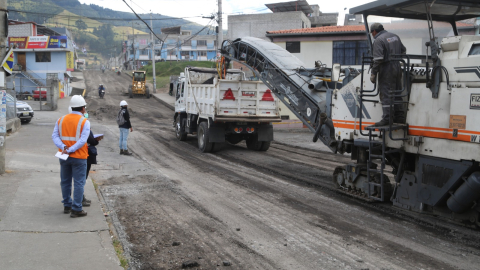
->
[308,79,324,91]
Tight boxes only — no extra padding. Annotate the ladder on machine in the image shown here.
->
[359,54,410,201]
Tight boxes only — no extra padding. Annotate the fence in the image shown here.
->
[15,77,54,111]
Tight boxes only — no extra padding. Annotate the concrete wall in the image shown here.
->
[228,11,311,40]
[9,24,34,37]
[275,41,333,68]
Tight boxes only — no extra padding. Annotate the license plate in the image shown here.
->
[242,91,255,97]
[23,112,29,116]
[236,122,247,125]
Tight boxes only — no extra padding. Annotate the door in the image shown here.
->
[17,52,26,71]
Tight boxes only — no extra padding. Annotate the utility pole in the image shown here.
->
[131,22,136,70]
[217,0,223,52]
[0,0,7,174]
[150,12,156,93]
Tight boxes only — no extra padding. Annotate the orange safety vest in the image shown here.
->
[57,114,88,159]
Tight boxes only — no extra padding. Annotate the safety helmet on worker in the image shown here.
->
[70,95,87,109]
[120,100,128,107]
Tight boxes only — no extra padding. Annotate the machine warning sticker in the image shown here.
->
[449,115,466,129]
[470,94,480,109]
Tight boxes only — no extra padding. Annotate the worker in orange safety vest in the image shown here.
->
[52,95,90,218]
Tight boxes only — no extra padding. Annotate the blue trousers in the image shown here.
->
[60,157,87,211]
[119,128,130,150]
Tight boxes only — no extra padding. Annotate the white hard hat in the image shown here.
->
[120,100,128,106]
[70,95,87,108]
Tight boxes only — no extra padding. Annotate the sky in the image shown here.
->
[78,0,375,28]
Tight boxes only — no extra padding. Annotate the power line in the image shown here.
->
[121,0,174,43]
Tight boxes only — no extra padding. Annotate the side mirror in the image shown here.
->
[331,63,341,82]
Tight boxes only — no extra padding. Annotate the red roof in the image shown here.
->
[267,25,365,35]
[267,22,474,35]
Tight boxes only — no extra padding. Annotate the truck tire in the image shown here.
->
[246,135,263,151]
[198,121,214,153]
[175,117,187,141]
[259,141,271,151]
[146,86,150,99]
[128,86,133,98]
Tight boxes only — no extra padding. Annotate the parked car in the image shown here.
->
[33,90,47,101]
[7,94,34,123]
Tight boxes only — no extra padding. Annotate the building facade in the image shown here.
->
[227,0,338,41]
[124,30,217,68]
[7,21,74,98]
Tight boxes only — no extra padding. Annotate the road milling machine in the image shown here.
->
[221,0,480,227]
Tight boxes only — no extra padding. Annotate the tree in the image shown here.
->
[75,19,88,30]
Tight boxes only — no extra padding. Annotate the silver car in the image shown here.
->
[6,94,34,123]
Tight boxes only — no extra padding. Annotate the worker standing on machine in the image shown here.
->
[369,23,406,126]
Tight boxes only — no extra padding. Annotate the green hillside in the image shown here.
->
[8,0,214,61]
[141,61,216,88]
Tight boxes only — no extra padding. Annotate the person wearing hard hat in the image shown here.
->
[369,22,407,126]
[117,100,133,155]
[52,95,90,218]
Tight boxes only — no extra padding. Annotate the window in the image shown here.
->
[181,51,189,56]
[333,41,369,65]
[286,42,300,53]
[197,40,207,46]
[468,44,480,56]
[183,40,191,46]
[198,51,207,56]
[35,52,51,62]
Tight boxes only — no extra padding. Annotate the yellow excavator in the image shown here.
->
[128,71,150,98]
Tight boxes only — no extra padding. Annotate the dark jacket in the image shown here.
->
[372,30,406,100]
[118,107,132,129]
[87,131,99,164]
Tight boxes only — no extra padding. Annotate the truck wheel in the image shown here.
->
[175,117,187,141]
[146,86,150,99]
[246,135,262,151]
[198,121,214,153]
[259,141,271,151]
[128,86,133,98]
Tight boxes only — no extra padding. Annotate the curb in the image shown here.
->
[152,95,174,111]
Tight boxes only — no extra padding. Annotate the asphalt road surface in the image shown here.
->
[84,70,480,270]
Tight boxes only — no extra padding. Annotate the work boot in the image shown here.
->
[64,206,71,214]
[373,118,390,127]
[123,150,133,156]
[120,149,124,155]
[70,210,87,218]
[83,195,91,204]
[82,195,91,207]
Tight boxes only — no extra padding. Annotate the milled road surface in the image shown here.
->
[84,70,480,270]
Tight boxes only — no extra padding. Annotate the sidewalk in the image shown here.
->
[0,97,122,270]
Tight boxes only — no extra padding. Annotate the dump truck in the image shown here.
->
[173,67,281,153]
[128,70,150,98]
